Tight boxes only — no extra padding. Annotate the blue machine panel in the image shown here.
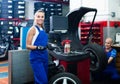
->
[20,27,30,49]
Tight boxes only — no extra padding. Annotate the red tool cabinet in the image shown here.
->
[79,21,120,45]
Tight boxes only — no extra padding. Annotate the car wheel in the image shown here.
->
[49,72,82,84]
[82,43,107,73]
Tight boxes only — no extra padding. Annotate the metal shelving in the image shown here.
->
[34,0,69,5]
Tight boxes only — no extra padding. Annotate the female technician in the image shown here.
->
[26,9,48,84]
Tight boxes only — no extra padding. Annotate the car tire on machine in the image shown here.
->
[82,43,107,73]
[49,72,82,84]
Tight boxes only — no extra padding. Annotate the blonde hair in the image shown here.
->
[33,9,45,28]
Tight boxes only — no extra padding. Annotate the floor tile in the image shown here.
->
[0,60,8,84]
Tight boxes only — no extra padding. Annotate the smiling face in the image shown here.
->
[105,38,113,49]
[34,11,45,27]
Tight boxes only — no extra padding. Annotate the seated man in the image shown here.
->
[92,37,120,81]
[103,37,120,80]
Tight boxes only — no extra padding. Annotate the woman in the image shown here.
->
[26,9,48,84]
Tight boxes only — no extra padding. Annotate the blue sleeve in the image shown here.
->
[111,49,117,58]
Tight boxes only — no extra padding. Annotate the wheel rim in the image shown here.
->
[52,76,77,84]
[85,48,100,71]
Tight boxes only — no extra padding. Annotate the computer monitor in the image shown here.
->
[50,16,68,33]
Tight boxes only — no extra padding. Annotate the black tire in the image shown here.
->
[49,72,82,84]
[82,43,107,73]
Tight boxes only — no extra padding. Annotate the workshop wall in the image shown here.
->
[70,0,120,21]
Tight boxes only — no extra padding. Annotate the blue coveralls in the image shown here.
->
[93,48,120,80]
[103,48,120,80]
[30,25,48,84]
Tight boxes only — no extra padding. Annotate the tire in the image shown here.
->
[82,43,107,73]
[49,72,82,84]
[0,43,9,60]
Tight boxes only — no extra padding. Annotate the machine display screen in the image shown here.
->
[50,16,68,33]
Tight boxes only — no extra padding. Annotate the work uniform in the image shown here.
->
[103,48,120,80]
[30,25,48,84]
[92,48,120,81]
